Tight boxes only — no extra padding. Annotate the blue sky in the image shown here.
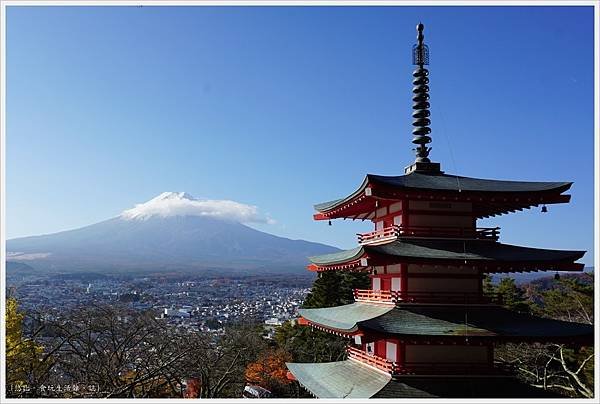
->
[6,5,595,266]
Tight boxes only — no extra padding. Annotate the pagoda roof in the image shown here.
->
[370,173,571,194]
[314,172,572,219]
[299,303,593,343]
[308,239,585,272]
[287,360,560,398]
[375,375,561,398]
[286,360,391,398]
[297,303,393,334]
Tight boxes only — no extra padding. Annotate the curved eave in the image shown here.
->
[308,246,365,267]
[287,361,560,399]
[360,305,594,343]
[368,173,572,194]
[298,318,360,336]
[314,176,370,213]
[298,303,394,333]
[286,360,391,399]
[313,176,376,221]
[299,305,593,344]
[313,173,573,220]
[307,240,585,273]
[372,375,562,398]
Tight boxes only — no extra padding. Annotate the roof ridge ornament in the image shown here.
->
[405,23,442,175]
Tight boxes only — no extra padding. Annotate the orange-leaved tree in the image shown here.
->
[184,378,202,398]
[245,349,292,392]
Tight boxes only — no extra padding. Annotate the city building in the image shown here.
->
[286,23,593,399]
[164,308,192,318]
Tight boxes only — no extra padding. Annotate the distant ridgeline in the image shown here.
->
[6,261,37,275]
[492,267,594,285]
[6,192,337,275]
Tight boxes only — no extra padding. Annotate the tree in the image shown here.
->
[495,343,594,398]
[45,305,191,398]
[276,270,367,366]
[482,274,494,294]
[303,271,369,308]
[533,275,593,325]
[245,349,291,394]
[274,321,346,364]
[5,298,46,396]
[494,274,594,398]
[183,324,268,398]
[18,304,267,398]
[183,378,202,398]
[494,278,531,313]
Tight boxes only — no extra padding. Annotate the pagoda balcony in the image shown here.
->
[353,289,503,305]
[357,225,500,245]
[352,289,396,304]
[346,346,399,374]
[347,346,499,376]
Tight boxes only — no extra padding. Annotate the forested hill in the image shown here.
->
[493,267,593,285]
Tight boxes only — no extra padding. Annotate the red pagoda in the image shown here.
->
[285,23,593,399]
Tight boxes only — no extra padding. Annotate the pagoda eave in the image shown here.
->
[314,174,573,220]
[314,195,377,221]
[297,303,394,334]
[287,360,563,398]
[298,304,594,344]
[308,240,585,274]
[286,360,392,399]
[309,258,584,274]
[307,261,369,272]
[316,190,571,221]
[299,316,363,337]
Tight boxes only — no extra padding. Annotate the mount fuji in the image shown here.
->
[7,192,338,275]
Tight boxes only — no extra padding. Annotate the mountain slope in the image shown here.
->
[7,193,337,274]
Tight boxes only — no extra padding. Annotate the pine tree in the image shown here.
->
[495,278,531,313]
[302,271,369,308]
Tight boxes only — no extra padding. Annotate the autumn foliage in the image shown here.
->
[184,378,202,398]
[6,297,46,390]
[245,349,292,391]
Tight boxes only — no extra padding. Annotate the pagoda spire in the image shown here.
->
[405,23,441,175]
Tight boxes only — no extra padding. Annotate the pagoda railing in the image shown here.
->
[357,225,500,245]
[353,289,503,305]
[347,346,500,375]
[352,289,395,304]
[346,346,398,374]
[357,226,400,245]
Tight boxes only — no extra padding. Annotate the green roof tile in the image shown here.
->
[314,172,572,213]
[308,239,584,266]
[286,360,391,398]
[369,173,571,193]
[308,246,364,266]
[287,360,560,398]
[361,305,593,339]
[298,302,393,332]
[373,375,561,398]
[300,303,593,340]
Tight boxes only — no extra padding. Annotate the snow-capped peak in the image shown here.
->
[149,192,195,202]
[120,192,275,224]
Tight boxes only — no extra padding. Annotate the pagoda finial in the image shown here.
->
[405,22,441,175]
